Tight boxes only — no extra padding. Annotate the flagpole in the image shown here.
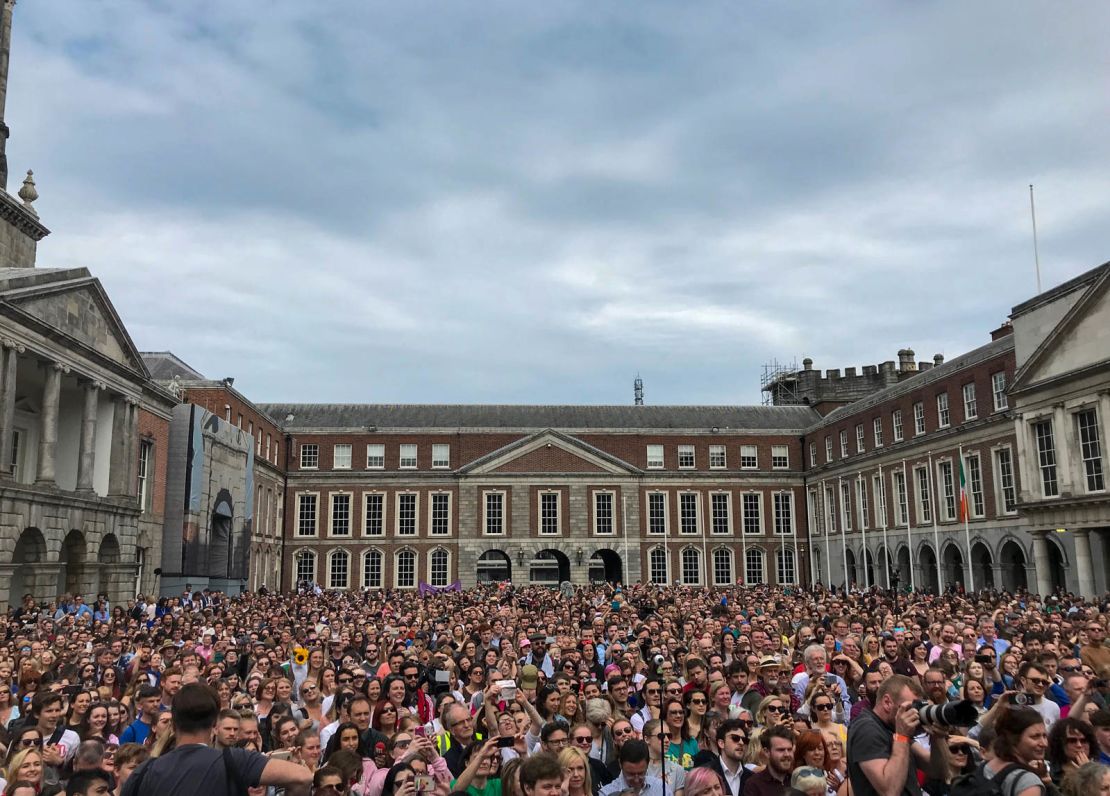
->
[791,489,799,588]
[822,480,831,589]
[959,445,975,592]
[839,476,848,590]
[859,475,869,590]
[927,452,942,592]
[740,491,747,588]
[880,463,890,589]
[903,459,915,591]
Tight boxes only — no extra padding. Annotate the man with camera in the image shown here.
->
[1017,661,1060,730]
[847,674,950,796]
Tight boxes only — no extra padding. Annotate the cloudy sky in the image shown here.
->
[9,2,1109,405]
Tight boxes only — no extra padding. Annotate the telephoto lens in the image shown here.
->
[914,699,980,727]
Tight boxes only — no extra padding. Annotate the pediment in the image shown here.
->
[3,277,148,376]
[1013,270,1110,391]
[462,430,640,476]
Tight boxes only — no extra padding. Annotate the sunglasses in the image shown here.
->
[766,705,786,714]
[573,736,592,744]
[948,745,970,755]
[20,738,43,747]
[814,703,833,710]
[1026,677,1049,687]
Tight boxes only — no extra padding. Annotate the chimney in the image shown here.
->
[991,321,1014,341]
[918,361,932,372]
[933,354,944,367]
[897,349,917,372]
[802,357,813,371]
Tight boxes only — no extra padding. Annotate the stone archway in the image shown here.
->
[919,544,939,594]
[863,548,876,589]
[999,540,1028,592]
[844,548,857,588]
[531,549,570,585]
[896,545,912,591]
[97,533,121,598]
[971,542,993,589]
[59,530,88,599]
[1043,536,1066,595]
[210,490,234,580]
[9,528,47,607]
[476,550,511,583]
[589,549,623,584]
[942,544,965,591]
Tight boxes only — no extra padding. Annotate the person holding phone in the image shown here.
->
[792,646,850,720]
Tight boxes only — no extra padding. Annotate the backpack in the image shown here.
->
[950,762,1038,796]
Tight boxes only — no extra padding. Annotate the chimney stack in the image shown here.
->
[897,348,917,373]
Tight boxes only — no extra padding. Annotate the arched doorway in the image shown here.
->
[844,549,857,588]
[942,545,965,591]
[9,528,46,606]
[97,533,121,598]
[813,548,824,586]
[531,549,570,585]
[1044,537,1066,595]
[999,540,1028,592]
[59,530,88,598]
[476,550,511,583]
[863,549,876,589]
[971,542,993,589]
[589,550,623,584]
[210,491,234,580]
[919,544,939,594]
[896,545,912,591]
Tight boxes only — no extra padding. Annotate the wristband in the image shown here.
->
[893,734,910,744]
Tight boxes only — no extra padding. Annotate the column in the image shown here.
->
[1053,404,1075,496]
[76,380,104,493]
[1073,529,1095,598]
[107,395,130,497]
[0,339,20,478]
[35,361,68,485]
[1031,530,1053,598]
[125,399,139,497]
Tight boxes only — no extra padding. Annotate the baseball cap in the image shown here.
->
[520,665,539,690]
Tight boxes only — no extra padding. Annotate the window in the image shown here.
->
[432,444,451,469]
[1033,420,1058,497]
[855,424,865,454]
[395,550,416,588]
[137,440,152,512]
[824,485,837,534]
[399,444,417,469]
[893,470,909,526]
[366,444,385,469]
[364,493,384,536]
[776,548,796,585]
[647,492,667,535]
[296,494,318,536]
[594,492,615,535]
[807,489,820,536]
[740,445,758,469]
[713,548,733,585]
[995,447,1017,513]
[681,548,702,585]
[540,492,560,535]
[678,445,695,469]
[710,493,731,535]
[937,461,956,521]
[937,393,950,429]
[914,467,932,523]
[893,409,904,442]
[1076,409,1105,492]
[484,492,505,535]
[840,430,848,458]
[913,402,926,436]
[825,436,833,463]
[772,445,789,469]
[966,453,985,517]
[809,442,817,467]
[873,418,883,448]
[430,493,451,536]
[773,492,793,535]
[992,372,1008,411]
[363,550,383,588]
[333,444,352,470]
[709,445,727,469]
[649,548,669,584]
[742,493,762,535]
[679,493,698,535]
[295,550,316,585]
[856,478,868,530]
[963,383,978,421]
[300,444,319,469]
[745,549,764,584]
[265,434,271,461]
[873,474,887,528]
[257,431,262,456]
[397,493,417,536]
[430,549,449,587]
[329,550,349,590]
[330,494,351,536]
[646,444,664,469]
[840,481,852,532]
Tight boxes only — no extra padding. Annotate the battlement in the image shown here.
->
[764,348,935,414]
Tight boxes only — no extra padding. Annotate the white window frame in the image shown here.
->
[994,445,1018,514]
[429,491,452,536]
[329,492,352,537]
[363,492,386,537]
[771,445,789,470]
[678,491,700,535]
[677,445,696,469]
[809,442,817,467]
[680,547,702,585]
[740,445,758,470]
[840,430,849,458]
[742,492,763,536]
[937,392,950,429]
[646,491,668,535]
[648,547,669,584]
[872,474,887,528]
[300,443,319,469]
[593,490,616,535]
[396,492,419,536]
[399,444,418,469]
[539,490,561,536]
[773,491,794,536]
[873,417,883,448]
[893,470,909,526]
[892,409,904,442]
[709,445,727,469]
[992,372,1008,411]
[965,452,985,518]
[296,492,319,537]
[856,477,868,530]
[937,459,956,521]
[1076,408,1105,493]
[431,443,451,469]
[855,424,865,454]
[745,548,765,584]
[333,443,352,470]
[428,548,450,587]
[483,490,506,536]
[914,466,933,524]
[646,444,665,469]
[328,548,350,590]
[1033,419,1059,497]
[963,382,978,421]
[294,549,316,585]
[366,443,385,469]
[362,548,383,589]
[776,548,797,585]
[710,492,731,535]
[913,402,926,436]
[840,480,852,532]
[824,485,837,533]
[394,549,417,589]
[137,439,153,513]
[825,436,833,463]
[712,547,734,586]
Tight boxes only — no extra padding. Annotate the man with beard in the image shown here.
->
[851,668,886,722]
[921,667,949,707]
[880,635,918,679]
[741,657,782,714]
[927,624,962,663]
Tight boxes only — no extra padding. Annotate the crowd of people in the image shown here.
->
[3,580,1110,796]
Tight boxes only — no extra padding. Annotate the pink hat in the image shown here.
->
[520,638,531,647]
[604,664,621,678]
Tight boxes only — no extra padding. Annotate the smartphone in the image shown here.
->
[414,775,433,796]
[497,736,515,748]
[414,726,426,738]
[824,674,837,686]
[268,749,293,760]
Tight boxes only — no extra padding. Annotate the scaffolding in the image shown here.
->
[761,358,801,406]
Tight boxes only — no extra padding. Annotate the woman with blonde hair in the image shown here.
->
[557,747,592,796]
[754,695,790,729]
[0,748,45,795]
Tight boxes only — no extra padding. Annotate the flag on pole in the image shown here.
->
[957,453,969,522]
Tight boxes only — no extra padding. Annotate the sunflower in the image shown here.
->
[293,647,309,666]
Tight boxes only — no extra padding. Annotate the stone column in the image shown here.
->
[125,399,139,497]
[1053,404,1075,496]
[107,395,131,497]
[35,360,68,485]
[0,338,21,478]
[1073,529,1095,598]
[1031,530,1053,598]
[76,380,104,493]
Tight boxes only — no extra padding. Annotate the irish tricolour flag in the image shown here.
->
[958,454,969,522]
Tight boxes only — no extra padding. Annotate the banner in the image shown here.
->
[418,579,462,595]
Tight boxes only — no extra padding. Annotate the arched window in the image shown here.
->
[363,549,383,589]
[776,548,797,585]
[745,548,764,585]
[713,548,733,586]
[681,548,701,586]
[329,549,349,590]
[294,550,316,586]
[430,548,449,587]
[649,548,668,584]
[395,550,416,589]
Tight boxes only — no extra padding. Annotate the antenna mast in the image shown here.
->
[633,376,644,406]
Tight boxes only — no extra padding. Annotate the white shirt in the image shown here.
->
[720,756,745,796]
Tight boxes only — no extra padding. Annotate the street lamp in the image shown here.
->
[576,548,584,566]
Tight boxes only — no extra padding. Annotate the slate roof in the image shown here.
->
[140,352,206,382]
[258,403,822,432]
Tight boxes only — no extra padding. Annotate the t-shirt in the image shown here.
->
[983,762,1044,796]
[119,718,153,745]
[451,776,502,796]
[121,744,269,796]
[846,708,920,796]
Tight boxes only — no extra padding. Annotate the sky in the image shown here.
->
[8,2,1110,405]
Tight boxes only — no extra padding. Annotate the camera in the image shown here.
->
[653,654,665,668]
[1005,693,1034,707]
[912,699,979,727]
